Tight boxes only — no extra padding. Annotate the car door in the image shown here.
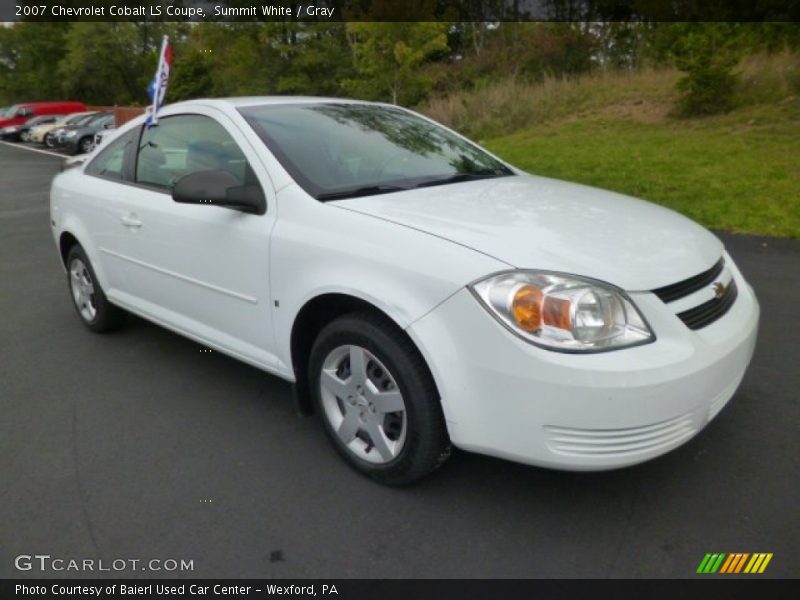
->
[100,110,279,372]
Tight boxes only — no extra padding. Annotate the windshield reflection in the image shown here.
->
[241,103,512,200]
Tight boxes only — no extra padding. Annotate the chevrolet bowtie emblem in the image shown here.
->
[713,282,726,298]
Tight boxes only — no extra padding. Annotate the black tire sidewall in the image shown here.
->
[309,313,449,485]
[66,245,123,332]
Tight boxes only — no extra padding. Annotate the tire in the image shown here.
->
[44,133,55,148]
[309,312,451,485]
[20,131,30,142]
[77,136,94,155]
[65,245,126,333]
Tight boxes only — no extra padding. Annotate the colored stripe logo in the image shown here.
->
[697,552,773,574]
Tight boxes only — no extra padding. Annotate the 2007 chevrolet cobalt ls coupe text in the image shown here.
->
[50,98,759,484]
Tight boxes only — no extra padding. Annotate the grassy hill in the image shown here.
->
[422,52,800,238]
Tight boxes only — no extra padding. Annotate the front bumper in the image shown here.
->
[0,130,21,141]
[57,136,80,153]
[407,256,759,470]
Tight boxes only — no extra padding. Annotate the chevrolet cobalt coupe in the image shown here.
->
[50,98,759,484]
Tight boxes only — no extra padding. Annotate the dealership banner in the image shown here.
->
[1,0,798,22]
[3,579,799,599]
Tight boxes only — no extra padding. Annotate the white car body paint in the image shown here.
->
[50,97,758,471]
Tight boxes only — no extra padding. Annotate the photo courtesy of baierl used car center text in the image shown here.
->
[1,0,798,598]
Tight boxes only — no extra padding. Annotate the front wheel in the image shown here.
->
[44,133,55,148]
[66,245,126,332]
[309,313,451,485]
[77,136,94,154]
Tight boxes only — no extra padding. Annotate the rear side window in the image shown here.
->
[135,114,252,192]
[85,127,139,182]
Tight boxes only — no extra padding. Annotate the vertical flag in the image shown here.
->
[145,35,173,127]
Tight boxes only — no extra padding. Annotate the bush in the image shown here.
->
[670,25,743,116]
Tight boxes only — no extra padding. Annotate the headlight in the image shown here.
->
[4,127,16,133]
[470,271,654,352]
[65,130,78,138]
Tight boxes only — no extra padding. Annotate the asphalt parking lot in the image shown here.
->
[1,141,798,579]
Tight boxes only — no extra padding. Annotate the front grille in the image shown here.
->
[652,258,724,303]
[676,279,738,330]
[650,256,737,330]
[544,413,696,458]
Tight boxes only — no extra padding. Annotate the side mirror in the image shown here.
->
[172,170,265,214]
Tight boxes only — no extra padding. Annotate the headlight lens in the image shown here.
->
[471,271,654,352]
[65,130,78,137]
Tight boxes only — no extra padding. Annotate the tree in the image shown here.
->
[0,23,70,103]
[57,22,180,106]
[669,24,744,116]
[344,22,449,105]
[274,23,354,97]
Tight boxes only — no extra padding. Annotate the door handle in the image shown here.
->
[120,214,142,228]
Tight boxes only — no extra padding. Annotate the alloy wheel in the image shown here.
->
[79,137,94,154]
[319,345,407,464]
[69,258,97,322]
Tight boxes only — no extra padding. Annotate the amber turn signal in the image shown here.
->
[512,285,543,331]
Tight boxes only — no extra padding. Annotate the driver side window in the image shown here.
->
[85,127,139,181]
[135,114,253,192]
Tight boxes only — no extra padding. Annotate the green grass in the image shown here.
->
[422,52,800,237]
[483,100,800,238]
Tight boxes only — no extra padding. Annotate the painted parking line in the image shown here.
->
[0,140,65,159]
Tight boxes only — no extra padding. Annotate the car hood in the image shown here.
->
[32,123,58,132]
[335,174,723,291]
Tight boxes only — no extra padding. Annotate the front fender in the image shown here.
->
[270,186,507,371]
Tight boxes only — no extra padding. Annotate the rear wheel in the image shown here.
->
[66,245,125,333]
[309,313,451,485]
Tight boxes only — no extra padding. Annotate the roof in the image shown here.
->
[169,96,381,110]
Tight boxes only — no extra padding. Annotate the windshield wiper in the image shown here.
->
[414,171,510,189]
[316,184,409,202]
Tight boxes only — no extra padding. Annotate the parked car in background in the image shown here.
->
[55,112,114,155]
[30,112,94,145]
[0,101,85,129]
[0,114,62,142]
[44,112,99,148]
[92,125,118,151]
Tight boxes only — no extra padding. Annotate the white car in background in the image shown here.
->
[30,111,96,146]
[49,98,759,484]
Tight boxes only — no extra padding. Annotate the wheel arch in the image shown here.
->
[58,231,80,267]
[57,227,111,291]
[289,292,437,416]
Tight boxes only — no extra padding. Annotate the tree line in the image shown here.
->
[0,21,798,116]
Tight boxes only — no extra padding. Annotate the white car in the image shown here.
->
[50,97,759,484]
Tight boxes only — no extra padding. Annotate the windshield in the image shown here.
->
[239,103,512,200]
[84,112,109,125]
[4,105,19,117]
[68,113,98,126]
